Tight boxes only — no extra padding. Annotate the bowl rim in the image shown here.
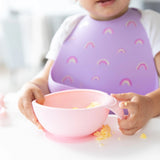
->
[32,89,110,111]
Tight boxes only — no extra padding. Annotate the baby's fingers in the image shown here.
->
[111,92,135,101]
[19,97,38,124]
[32,87,45,104]
[18,87,44,127]
[120,127,139,135]
[20,99,43,130]
[118,116,136,130]
[119,101,138,115]
[118,110,138,135]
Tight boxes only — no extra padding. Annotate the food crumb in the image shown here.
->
[72,102,100,109]
[86,102,100,108]
[72,107,79,109]
[98,143,104,147]
[117,137,121,141]
[93,124,112,141]
[140,133,147,139]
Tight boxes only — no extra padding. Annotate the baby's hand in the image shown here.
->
[18,82,45,128]
[111,93,153,135]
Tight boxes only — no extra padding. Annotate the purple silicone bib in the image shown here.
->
[48,8,159,95]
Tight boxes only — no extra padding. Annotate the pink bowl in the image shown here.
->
[32,89,124,138]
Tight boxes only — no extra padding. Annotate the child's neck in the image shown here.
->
[90,6,129,21]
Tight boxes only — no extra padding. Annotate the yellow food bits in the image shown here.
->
[71,102,100,109]
[117,137,121,141]
[93,124,112,141]
[140,133,147,139]
[72,107,79,109]
[86,102,100,108]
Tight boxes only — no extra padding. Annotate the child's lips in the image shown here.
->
[96,0,116,6]
[97,0,114,3]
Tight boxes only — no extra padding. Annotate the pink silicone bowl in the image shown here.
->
[32,89,124,138]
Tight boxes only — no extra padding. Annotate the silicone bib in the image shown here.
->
[48,8,159,95]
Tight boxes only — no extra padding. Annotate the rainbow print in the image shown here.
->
[97,58,110,66]
[92,76,100,81]
[117,48,126,54]
[120,78,132,86]
[62,75,73,84]
[66,56,78,64]
[84,42,95,49]
[136,62,148,70]
[103,28,113,35]
[135,39,144,45]
[125,20,137,27]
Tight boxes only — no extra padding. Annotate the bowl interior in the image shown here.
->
[42,89,108,109]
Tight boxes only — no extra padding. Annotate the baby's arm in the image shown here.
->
[18,60,54,127]
[146,51,160,117]
[112,52,160,135]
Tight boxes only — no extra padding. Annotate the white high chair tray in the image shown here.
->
[0,93,160,160]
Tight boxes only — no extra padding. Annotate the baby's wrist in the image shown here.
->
[146,94,158,118]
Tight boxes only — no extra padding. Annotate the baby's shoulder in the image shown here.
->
[63,13,86,27]
[139,9,160,30]
[140,9,160,21]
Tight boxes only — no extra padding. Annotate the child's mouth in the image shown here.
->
[96,0,116,6]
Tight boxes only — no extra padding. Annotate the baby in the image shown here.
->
[18,0,160,135]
